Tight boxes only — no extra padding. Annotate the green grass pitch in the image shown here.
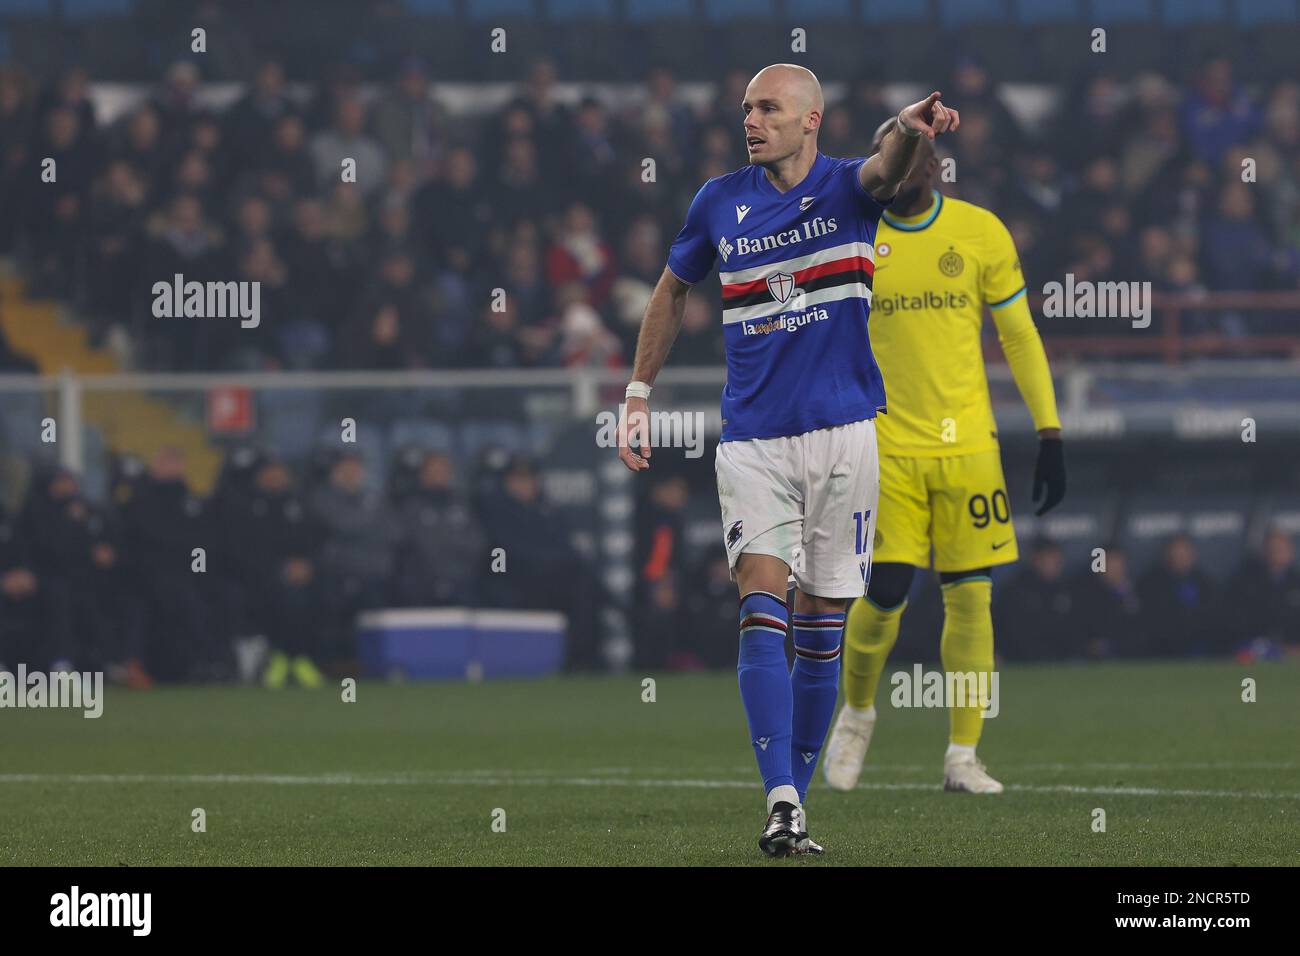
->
[2,661,1297,866]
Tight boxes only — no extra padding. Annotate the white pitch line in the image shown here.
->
[0,772,1297,801]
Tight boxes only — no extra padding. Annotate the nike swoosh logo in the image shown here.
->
[992,539,1012,550]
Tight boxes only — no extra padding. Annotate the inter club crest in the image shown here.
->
[766,271,795,303]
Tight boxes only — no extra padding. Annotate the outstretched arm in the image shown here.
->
[859,91,960,200]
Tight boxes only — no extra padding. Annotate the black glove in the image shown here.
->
[1032,437,1066,516]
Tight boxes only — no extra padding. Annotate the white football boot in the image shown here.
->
[942,750,1004,794]
[822,704,876,791]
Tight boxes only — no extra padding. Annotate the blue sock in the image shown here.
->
[737,590,794,797]
[790,610,845,803]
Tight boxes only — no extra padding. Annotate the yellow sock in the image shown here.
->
[842,595,906,710]
[940,577,994,747]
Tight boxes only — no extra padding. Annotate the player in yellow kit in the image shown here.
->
[823,119,1066,795]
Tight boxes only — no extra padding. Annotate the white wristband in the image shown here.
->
[897,110,922,138]
[625,381,652,400]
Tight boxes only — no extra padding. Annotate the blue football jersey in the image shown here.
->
[666,152,892,442]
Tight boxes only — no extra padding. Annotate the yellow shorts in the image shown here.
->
[874,448,1019,572]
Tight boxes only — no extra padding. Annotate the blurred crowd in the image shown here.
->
[0,444,606,683]
[991,532,1300,661]
[4,448,1294,683]
[3,52,1299,681]
[634,478,1300,669]
[1,53,1298,374]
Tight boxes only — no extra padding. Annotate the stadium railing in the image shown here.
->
[1028,292,1300,362]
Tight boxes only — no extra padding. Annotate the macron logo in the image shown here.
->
[800,196,815,211]
[756,737,770,751]
[736,204,751,224]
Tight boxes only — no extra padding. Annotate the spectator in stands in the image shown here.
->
[1137,225,1175,287]
[462,296,533,375]
[222,456,329,688]
[282,196,353,334]
[517,58,573,183]
[122,446,238,680]
[635,476,689,625]
[185,114,234,193]
[21,105,95,295]
[0,67,36,254]
[644,66,695,157]
[20,468,148,685]
[1119,76,1185,195]
[225,58,296,161]
[309,93,386,197]
[670,295,727,366]
[1226,529,1300,647]
[253,113,317,209]
[944,108,1007,210]
[370,57,445,173]
[555,284,623,370]
[235,236,291,368]
[545,202,617,310]
[1057,73,1126,169]
[1069,545,1142,659]
[1062,156,1123,239]
[476,454,601,669]
[393,451,487,608]
[499,239,551,332]
[110,105,167,187]
[494,137,550,227]
[993,538,1078,661]
[0,494,76,672]
[568,96,621,210]
[1180,58,1260,167]
[608,215,666,354]
[308,450,400,617]
[150,61,206,155]
[637,572,695,672]
[232,195,274,261]
[683,554,747,670]
[337,250,429,369]
[413,144,494,277]
[1137,534,1224,657]
[86,160,148,335]
[1201,182,1278,293]
[948,54,1023,154]
[631,479,698,666]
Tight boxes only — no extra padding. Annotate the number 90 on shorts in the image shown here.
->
[873,448,1019,572]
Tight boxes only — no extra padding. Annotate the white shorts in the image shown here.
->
[715,418,880,599]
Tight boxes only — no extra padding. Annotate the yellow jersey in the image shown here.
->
[869,189,1060,457]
